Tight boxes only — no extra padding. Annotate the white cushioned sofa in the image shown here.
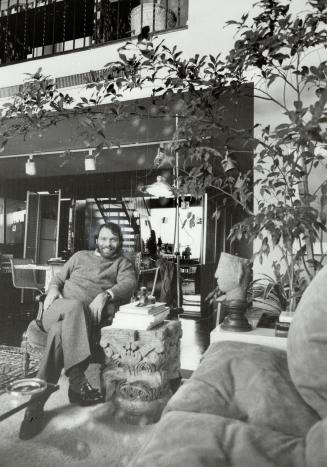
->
[128,264,327,467]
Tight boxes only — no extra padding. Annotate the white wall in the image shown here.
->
[0,0,314,128]
[0,0,256,89]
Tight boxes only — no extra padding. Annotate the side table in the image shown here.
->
[0,382,59,423]
[100,320,182,424]
[210,325,287,351]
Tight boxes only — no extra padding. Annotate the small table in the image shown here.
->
[0,382,59,423]
[14,263,63,291]
[0,345,59,424]
[210,325,287,351]
[100,320,182,424]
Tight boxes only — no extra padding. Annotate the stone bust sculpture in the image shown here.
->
[214,252,251,302]
[215,252,252,331]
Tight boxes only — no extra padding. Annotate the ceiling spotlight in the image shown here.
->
[222,156,238,173]
[85,149,96,171]
[221,147,238,174]
[154,144,166,166]
[25,155,36,176]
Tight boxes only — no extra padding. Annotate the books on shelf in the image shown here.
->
[118,301,167,316]
[275,321,290,338]
[112,306,170,331]
[275,311,295,337]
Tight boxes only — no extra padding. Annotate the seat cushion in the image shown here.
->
[25,320,47,349]
[164,341,319,437]
[305,417,327,467]
[128,411,306,467]
[288,264,327,418]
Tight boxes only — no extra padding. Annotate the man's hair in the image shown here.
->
[96,222,124,247]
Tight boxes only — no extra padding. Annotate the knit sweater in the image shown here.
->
[48,250,136,305]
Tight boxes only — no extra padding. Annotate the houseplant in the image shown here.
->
[126,0,327,313]
[116,0,326,313]
[225,0,327,311]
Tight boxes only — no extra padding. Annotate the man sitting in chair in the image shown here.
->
[19,222,136,440]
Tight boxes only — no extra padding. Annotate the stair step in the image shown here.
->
[93,198,140,244]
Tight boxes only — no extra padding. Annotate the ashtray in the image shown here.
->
[7,378,48,396]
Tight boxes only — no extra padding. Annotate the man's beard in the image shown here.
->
[97,245,121,258]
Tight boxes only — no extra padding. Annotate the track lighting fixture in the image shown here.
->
[84,149,96,171]
[25,155,36,176]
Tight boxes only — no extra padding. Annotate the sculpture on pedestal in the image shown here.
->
[215,252,252,332]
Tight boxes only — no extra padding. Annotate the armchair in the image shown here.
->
[21,293,118,377]
[21,294,47,377]
[20,255,170,377]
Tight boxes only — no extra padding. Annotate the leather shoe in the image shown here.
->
[68,382,104,406]
[19,402,45,440]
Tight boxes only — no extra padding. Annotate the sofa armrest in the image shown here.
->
[305,418,327,467]
[210,325,287,351]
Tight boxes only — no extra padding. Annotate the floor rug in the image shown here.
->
[0,364,154,467]
[0,345,38,395]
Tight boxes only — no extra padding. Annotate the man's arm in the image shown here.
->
[89,257,136,331]
[47,253,77,291]
[43,286,62,311]
[107,257,137,303]
[44,253,78,310]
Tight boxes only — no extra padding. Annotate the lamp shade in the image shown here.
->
[25,156,36,176]
[142,176,174,198]
[85,156,96,171]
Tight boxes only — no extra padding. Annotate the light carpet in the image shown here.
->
[0,364,154,467]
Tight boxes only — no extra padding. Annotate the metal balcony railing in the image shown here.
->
[0,0,188,65]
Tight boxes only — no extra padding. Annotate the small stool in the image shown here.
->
[100,320,182,424]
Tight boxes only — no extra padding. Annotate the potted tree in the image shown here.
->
[2,1,326,319]
[124,0,327,315]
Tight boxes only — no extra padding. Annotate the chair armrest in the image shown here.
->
[35,294,47,331]
[35,293,46,303]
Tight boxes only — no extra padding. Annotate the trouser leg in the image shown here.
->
[37,321,64,384]
[25,321,64,417]
[39,298,91,381]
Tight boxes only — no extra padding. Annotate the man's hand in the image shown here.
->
[89,292,110,326]
[44,287,61,311]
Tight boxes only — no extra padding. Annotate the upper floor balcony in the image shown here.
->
[0,0,188,66]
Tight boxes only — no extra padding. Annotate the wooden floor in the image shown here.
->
[0,304,213,373]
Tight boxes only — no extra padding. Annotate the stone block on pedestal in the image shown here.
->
[100,320,182,424]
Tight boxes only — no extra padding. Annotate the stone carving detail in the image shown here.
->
[117,379,167,401]
[100,321,182,424]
